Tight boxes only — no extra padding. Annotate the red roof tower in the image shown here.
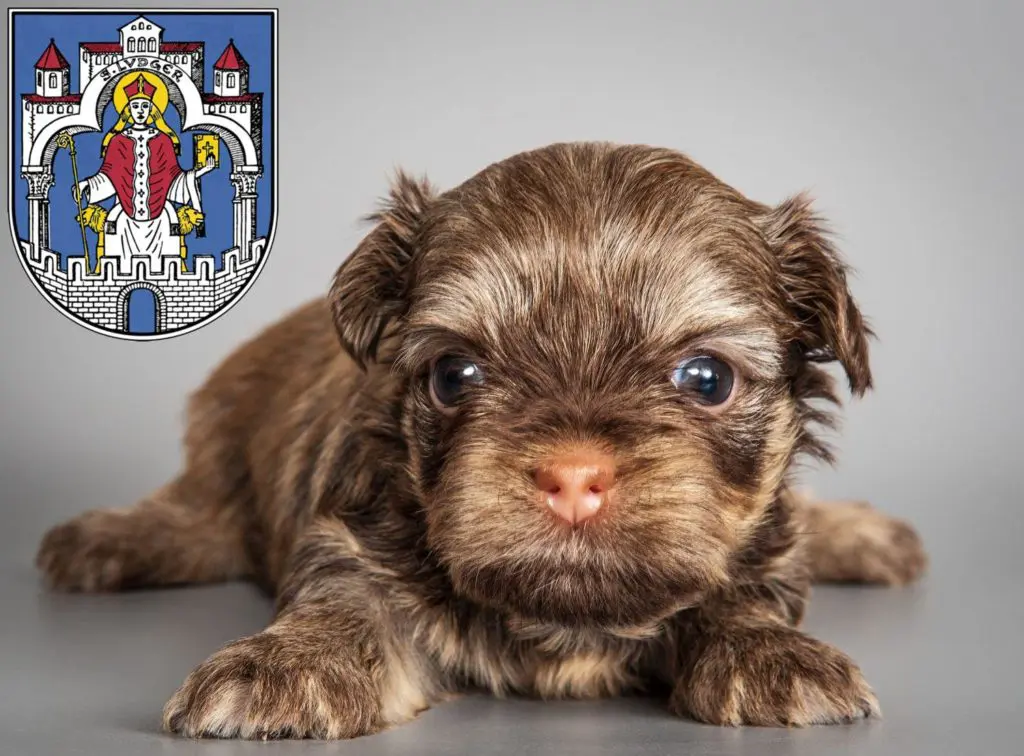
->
[213,39,248,71]
[35,39,69,70]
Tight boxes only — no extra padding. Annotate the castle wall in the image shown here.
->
[215,238,266,309]
[22,239,266,334]
[24,246,69,308]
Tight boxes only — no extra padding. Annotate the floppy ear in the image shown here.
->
[758,193,874,395]
[329,172,437,369]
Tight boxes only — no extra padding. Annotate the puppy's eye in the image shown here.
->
[430,356,484,412]
[671,356,735,406]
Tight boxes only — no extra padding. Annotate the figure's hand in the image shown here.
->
[73,181,88,203]
[197,155,217,177]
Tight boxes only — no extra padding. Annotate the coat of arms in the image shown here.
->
[9,9,276,339]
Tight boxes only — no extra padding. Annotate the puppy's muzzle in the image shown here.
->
[533,446,616,526]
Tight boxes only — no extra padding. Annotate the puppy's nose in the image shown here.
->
[534,449,616,525]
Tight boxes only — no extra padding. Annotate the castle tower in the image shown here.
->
[35,39,69,97]
[22,39,77,259]
[213,39,248,96]
[119,15,163,56]
[210,39,261,262]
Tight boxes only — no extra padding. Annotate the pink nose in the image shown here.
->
[534,449,616,525]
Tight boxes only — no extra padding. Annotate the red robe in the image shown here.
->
[99,130,182,220]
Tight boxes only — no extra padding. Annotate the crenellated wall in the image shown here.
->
[21,239,266,333]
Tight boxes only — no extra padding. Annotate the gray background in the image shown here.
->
[2,1,1022,754]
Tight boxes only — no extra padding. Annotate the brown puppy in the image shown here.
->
[36,142,926,739]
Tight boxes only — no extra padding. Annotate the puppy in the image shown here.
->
[36,142,926,739]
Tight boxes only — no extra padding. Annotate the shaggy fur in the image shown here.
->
[35,142,926,739]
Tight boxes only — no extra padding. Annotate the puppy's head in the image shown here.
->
[330,143,872,629]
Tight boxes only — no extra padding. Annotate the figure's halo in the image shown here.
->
[111,71,168,115]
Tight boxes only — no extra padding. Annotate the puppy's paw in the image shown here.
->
[35,510,139,592]
[670,623,880,727]
[163,632,383,740]
[805,501,927,586]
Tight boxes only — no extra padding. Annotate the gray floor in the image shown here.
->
[3,495,1022,756]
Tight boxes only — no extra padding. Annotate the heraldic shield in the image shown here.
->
[8,9,277,339]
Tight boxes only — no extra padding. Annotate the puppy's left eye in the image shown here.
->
[671,356,735,406]
[430,356,484,413]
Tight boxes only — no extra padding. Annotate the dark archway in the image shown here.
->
[117,281,166,333]
[126,288,157,334]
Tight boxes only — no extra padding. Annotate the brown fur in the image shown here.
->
[35,142,926,739]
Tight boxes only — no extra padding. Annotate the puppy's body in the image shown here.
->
[37,143,925,739]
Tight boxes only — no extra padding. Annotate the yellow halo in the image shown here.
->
[111,71,168,116]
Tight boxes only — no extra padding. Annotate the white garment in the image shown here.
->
[82,126,202,270]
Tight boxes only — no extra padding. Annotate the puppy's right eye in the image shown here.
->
[429,356,484,414]
[671,355,735,407]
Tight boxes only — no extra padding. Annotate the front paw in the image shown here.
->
[670,623,880,727]
[163,632,382,739]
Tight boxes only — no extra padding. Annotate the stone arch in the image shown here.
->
[29,61,259,173]
[116,281,166,332]
[22,58,263,260]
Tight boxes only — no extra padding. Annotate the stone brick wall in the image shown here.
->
[23,237,266,334]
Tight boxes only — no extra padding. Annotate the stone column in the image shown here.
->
[21,168,55,263]
[230,171,260,263]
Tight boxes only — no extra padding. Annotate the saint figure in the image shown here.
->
[75,73,216,266]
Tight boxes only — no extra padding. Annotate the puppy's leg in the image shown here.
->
[795,496,927,586]
[35,474,251,592]
[667,602,879,727]
[163,517,437,740]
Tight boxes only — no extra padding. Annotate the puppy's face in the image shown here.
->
[331,143,872,629]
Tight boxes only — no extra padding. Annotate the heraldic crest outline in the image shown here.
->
[9,9,277,340]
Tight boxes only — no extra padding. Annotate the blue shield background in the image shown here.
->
[10,11,275,332]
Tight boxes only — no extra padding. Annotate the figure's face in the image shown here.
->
[128,99,152,125]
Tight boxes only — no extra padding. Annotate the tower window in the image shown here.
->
[36,71,41,87]
[127,38,135,52]
[48,72,57,88]
[227,73,236,88]
[216,71,221,87]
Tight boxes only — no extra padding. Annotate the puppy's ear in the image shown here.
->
[758,193,874,395]
[329,172,437,369]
